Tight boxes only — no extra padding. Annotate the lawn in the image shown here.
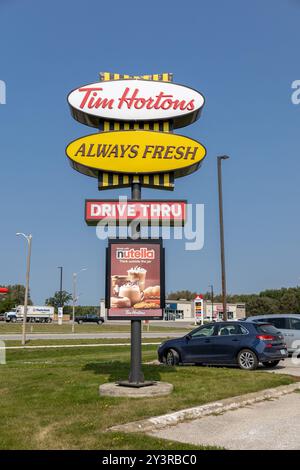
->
[0,345,296,450]
[3,337,166,347]
[0,322,191,335]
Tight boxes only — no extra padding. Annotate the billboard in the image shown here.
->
[106,239,165,320]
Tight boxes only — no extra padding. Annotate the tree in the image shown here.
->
[167,290,198,301]
[0,284,33,314]
[45,291,72,312]
[245,296,280,316]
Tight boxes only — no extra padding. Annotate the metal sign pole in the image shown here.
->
[128,182,145,384]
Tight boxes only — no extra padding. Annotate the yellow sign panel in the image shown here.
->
[66,130,206,178]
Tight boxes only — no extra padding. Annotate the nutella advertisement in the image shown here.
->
[106,240,164,320]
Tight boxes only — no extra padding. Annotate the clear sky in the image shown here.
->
[1,0,300,305]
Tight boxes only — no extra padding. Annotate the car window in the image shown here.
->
[218,324,248,336]
[289,318,300,330]
[190,325,215,337]
[256,324,280,335]
[264,317,288,329]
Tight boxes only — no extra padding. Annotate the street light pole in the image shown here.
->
[58,266,63,307]
[16,233,32,346]
[217,156,229,322]
[72,268,87,333]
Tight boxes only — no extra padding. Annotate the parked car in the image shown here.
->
[157,321,288,370]
[75,314,104,325]
[246,314,300,353]
[0,312,6,322]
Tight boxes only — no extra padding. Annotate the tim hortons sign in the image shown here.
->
[67,79,205,129]
[66,130,206,178]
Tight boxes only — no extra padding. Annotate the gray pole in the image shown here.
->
[128,182,144,384]
[22,235,32,346]
[58,266,63,307]
[72,273,76,334]
[217,156,229,322]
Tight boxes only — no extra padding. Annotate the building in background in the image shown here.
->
[204,300,246,322]
[100,298,246,322]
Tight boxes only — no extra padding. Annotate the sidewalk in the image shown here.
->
[150,392,300,450]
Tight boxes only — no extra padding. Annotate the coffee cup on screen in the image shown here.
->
[127,267,147,292]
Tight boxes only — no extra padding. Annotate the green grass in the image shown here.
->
[3,337,167,347]
[0,345,296,450]
[0,322,191,335]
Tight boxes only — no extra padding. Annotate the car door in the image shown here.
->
[181,324,217,362]
[264,317,291,349]
[210,323,249,362]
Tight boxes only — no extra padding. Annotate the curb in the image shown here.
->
[108,382,300,434]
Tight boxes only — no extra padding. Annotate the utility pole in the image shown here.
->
[16,233,32,346]
[209,284,214,321]
[217,156,229,321]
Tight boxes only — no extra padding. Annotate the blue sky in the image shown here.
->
[1,0,300,305]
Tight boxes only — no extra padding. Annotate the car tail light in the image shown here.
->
[256,334,275,341]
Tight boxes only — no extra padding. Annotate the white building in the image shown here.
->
[100,298,246,322]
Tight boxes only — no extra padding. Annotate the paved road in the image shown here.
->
[0,332,183,341]
[151,392,300,450]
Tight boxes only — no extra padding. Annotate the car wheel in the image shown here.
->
[79,320,83,324]
[237,349,258,370]
[11,317,17,323]
[165,349,179,366]
[262,360,280,368]
[97,320,103,325]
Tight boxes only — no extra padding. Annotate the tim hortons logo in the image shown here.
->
[77,86,195,112]
[116,248,155,260]
[67,79,205,128]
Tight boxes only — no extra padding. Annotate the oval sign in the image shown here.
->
[67,79,205,129]
[66,130,206,178]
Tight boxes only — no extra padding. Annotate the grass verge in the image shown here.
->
[0,345,296,450]
[0,323,191,335]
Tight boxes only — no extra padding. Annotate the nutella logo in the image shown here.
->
[78,86,195,112]
[116,248,155,260]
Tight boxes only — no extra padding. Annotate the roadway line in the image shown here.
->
[0,342,160,350]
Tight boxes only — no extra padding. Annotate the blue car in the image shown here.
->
[157,321,288,370]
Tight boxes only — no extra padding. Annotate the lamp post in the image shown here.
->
[72,268,87,333]
[209,284,214,321]
[217,156,229,322]
[57,266,63,325]
[57,266,63,306]
[16,233,32,346]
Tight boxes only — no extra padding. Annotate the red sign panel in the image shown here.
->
[85,200,186,226]
[106,239,165,320]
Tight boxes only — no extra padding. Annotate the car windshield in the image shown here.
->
[256,324,279,335]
